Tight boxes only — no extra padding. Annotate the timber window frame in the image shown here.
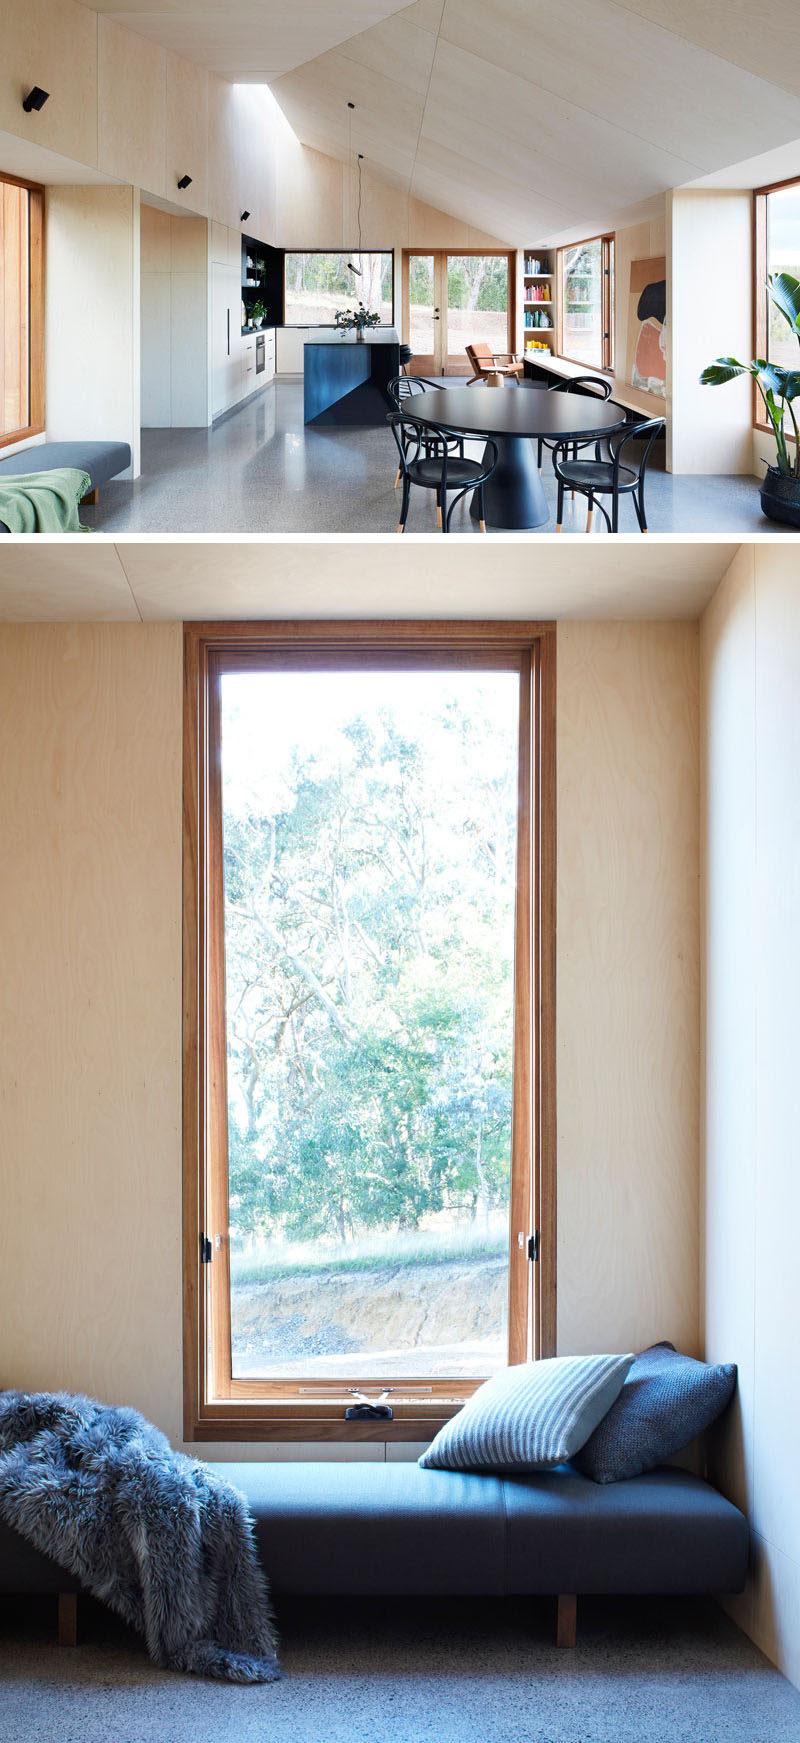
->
[183,621,556,1443]
[753,177,800,437]
[556,234,615,374]
[0,173,44,450]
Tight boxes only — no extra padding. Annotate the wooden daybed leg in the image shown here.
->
[556,1592,577,1648]
[58,1592,78,1647]
[83,487,99,506]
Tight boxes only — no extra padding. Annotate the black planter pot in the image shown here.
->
[760,465,800,528]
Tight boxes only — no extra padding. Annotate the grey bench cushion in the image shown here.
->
[214,1461,748,1598]
[0,1461,747,1602]
[0,442,131,489]
[0,442,132,533]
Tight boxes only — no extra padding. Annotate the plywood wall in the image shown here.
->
[0,621,702,1460]
[701,549,800,1692]
[668,188,753,474]
[557,621,700,1357]
[44,185,141,475]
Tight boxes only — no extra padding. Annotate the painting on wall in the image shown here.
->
[627,257,666,397]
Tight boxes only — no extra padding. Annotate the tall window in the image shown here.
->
[183,624,556,1442]
[0,174,44,446]
[284,252,393,326]
[557,235,614,371]
[755,179,800,428]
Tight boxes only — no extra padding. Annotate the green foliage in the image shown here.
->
[222,686,516,1254]
[701,274,800,477]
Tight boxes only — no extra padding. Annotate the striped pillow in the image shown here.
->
[418,1354,634,1473]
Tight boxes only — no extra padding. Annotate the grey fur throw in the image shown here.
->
[0,1391,280,1682]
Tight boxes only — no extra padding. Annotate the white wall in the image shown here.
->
[701,547,800,1692]
[45,185,140,476]
[140,205,208,429]
[668,188,753,474]
[0,620,702,1462]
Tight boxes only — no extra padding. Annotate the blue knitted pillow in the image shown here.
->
[574,1342,737,1484]
[419,1354,633,1473]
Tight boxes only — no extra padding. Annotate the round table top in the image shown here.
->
[407,384,627,442]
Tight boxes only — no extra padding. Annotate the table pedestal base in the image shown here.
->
[469,434,548,530]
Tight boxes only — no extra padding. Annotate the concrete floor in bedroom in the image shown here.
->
[79,381,787,537]
[2,1593,800,1743]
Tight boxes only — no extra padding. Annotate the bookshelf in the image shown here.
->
[522,251,555,357]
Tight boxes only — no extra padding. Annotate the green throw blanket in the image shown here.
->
[0,468,92,533]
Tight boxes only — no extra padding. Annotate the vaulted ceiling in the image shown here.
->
[88,0,800,242]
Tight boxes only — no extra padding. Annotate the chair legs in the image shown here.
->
[397,479,411,534]
[479,484,486,533]
[586,491,594,534]
[556,477,564,533]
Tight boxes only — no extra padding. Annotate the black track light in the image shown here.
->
[240,210,250,222]
[177,173,192,190]
[346,261,362,276]
[22,87,49,113]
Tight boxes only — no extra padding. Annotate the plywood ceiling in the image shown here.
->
[0,541,737,622]
[83,0,800,242]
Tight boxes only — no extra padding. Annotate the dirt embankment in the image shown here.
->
[231,1255,506,1371]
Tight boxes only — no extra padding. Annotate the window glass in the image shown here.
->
[561,238,603,367]
[219,667,520,1383]
[284,252,393,325]
[766,183,800,367]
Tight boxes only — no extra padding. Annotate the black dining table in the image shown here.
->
[408,384,628,530]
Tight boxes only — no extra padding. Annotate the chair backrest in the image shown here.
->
[466,342,494,379]
[387,373,440,410]
[612,416,665,476]
[548,374,612,400]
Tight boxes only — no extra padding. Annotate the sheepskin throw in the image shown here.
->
[0,1391,280,1682]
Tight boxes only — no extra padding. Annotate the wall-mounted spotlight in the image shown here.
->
[346,262,362,276]
[240,210,250,222]
[177,173,192,190]
[22,87,49,113]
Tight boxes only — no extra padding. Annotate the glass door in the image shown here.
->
[405,253,442,374]
[404,252,513,376]
[445,255,511,374]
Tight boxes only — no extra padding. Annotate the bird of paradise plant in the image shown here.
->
[701,272,800,479]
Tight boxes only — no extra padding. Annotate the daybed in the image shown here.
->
[0,1458,748,1650]
[0,441,132,531]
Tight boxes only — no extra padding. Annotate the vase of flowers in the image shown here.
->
[334,302,381,340]
[701,273,800,526]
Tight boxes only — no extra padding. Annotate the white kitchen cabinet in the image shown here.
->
[211,260,242,417]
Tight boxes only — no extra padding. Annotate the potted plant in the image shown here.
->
[701,273,800,527]
[334,301,381,341]
[248,299,268,329]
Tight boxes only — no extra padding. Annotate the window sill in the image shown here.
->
[187,1409,459,1443]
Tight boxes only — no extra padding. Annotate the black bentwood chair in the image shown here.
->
[387,375,464,507]
[387,412,498,533]
[536,375,613,472]
[553,417,665,533]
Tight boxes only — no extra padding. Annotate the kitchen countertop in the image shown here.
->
[304,326,399,346]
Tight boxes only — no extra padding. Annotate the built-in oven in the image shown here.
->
[256,334,266,375]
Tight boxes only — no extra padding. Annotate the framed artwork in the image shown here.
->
[627,257,666,397]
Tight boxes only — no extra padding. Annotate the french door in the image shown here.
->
[402,251,515,376]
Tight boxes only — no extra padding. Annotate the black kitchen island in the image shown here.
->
[303,327,400,426]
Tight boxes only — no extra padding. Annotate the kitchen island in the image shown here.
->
[303,326,401,426]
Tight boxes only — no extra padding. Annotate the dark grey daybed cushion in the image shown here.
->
[418,1354,633,1474]
[215,1460,747,1598]
[574,1342,737,1484]
[0,441,131,489]
[0,1460,748,1604]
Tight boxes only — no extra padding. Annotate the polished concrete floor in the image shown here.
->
[83,379,789,536]
[2,1593,800,1743]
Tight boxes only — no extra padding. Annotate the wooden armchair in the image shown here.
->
[466,341,524,386]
